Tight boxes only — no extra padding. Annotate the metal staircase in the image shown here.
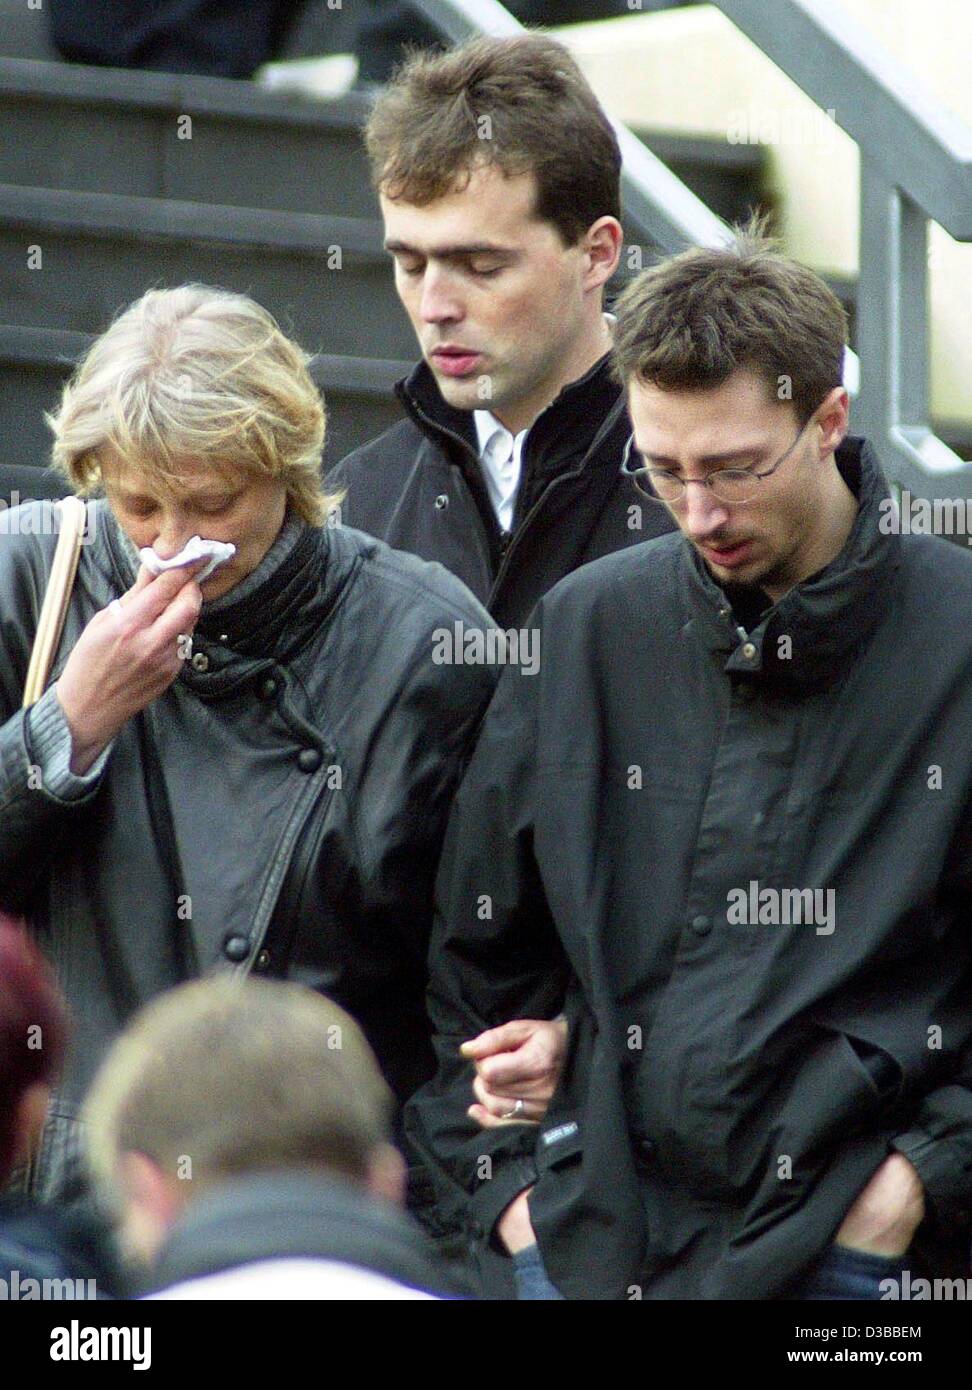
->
[413,0,972,501]
[0,0,967,506]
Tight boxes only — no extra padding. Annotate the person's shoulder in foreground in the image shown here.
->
[535,527,684,612]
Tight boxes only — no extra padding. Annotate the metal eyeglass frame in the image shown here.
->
[621,417,812,505]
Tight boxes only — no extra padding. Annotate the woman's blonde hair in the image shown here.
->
[47,284,339,526]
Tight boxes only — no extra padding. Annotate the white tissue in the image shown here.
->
[138,536,237,585]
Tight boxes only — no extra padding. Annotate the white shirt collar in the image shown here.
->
[472,410,527,532]
[473,409,528,457]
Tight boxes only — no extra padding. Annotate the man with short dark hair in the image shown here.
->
[330,33,674,630]
[407,231,972,1300]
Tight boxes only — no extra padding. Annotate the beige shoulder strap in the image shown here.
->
[22,496,88,709]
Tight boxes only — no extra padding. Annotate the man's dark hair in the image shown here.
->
[365,33,622,246]
[0,917,68,1181]
[612,225,849,423]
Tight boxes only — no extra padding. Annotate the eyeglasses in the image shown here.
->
[621,419,810,506]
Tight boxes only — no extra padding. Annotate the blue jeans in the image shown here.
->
[795,1244,910,1300]
[512,1243,565,1300]
[515,1240,907,1301]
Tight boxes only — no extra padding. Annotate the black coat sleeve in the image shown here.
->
[891,793,972,1219]
[0,519,105,914]
[350,637,501,975]
[404,628,571,1241]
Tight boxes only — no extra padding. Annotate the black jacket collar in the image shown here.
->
[682,436,900,691]
[395,349,626,482]
[142,1170,455,1298]
[100,504,353,694]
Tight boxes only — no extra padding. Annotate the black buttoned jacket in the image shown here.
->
[406,437,972,1298]
[328,355,675,629]
[0,501,497,1204]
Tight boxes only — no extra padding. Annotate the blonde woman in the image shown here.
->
[0,285,507,1208]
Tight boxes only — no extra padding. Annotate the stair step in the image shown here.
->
[630,128,766,228]
[0,183,413,358]
[0,3,55,62]
[0,58,377,217]
[0,324,411,485]
[0,58,770,236]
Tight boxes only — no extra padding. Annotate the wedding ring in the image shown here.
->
[502,1098,526,1120]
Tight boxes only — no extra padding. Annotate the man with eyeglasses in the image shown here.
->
[406,229,972,1300]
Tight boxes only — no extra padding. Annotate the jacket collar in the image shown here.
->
[143,1170,454,1298]
[99,503,351,694]
[395,348,626,481]
[681,436,901,691]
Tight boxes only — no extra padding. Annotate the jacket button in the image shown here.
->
[258,676,278,701]
[254,948,271,970]
[636,1136,657,1162]
[191,652,210,672]
[434,494,449,510]
[741,642,757,660]
[223,934,250,962]
[691,914,712,936]
[297,748,322,773]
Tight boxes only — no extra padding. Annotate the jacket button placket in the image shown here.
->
[684,689,792,936]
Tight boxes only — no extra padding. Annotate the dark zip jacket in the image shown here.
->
[405,437,972,1298]
[0,501,498,1205]
[328,354,676,628]
[0,1196,120,1297]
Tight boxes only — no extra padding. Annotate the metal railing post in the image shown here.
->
[857,160,968,498]
[857,164,921,478]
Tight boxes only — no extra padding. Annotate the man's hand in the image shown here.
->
[56,563,204,775]
[462,1017,568,1128]
[834,1153,925,1257]
[496,1187,536,1255]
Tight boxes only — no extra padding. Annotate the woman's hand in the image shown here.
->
[462,1017,569,1128]
[56,563,203,775]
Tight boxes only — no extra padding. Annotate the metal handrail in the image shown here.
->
[411,0,732,253]
[713,0,972,496]
[714,0,972,240]
[410,0,971,496]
